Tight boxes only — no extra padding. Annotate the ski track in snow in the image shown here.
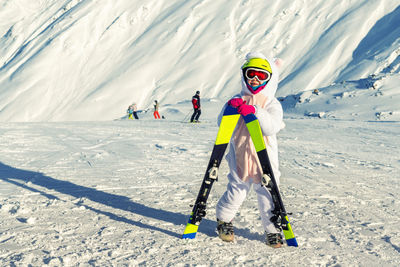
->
[0,118,399,266]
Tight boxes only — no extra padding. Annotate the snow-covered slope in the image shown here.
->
[280,72,400,121]
[1,119,399,266]
[0,0,399,121]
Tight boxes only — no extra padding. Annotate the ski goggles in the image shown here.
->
[244,68,271,83]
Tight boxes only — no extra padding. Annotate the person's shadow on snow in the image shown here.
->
[0,162,262,241]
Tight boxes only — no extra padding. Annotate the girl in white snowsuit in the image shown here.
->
[216,52,285,247]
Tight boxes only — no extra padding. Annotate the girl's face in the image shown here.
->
[247,77,261,87]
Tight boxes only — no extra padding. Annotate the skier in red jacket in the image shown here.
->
[190,91,201,123]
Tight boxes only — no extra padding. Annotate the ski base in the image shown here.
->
[182,222,199,239]
[243,112,298,247]
[282,216,298,247]
[182,106,240,239]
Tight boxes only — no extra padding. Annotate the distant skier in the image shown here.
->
[153,100,161,119]
[190,91,201,123]
[216,52,285,248]
[127,103,139,120]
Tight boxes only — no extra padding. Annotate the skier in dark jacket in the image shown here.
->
[190,91,201,123]
[153,100,161,119]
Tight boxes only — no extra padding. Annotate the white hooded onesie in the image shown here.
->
[216,52,284,233]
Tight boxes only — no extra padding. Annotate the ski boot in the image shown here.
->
[265,232,284,248]
[217,219,234,242]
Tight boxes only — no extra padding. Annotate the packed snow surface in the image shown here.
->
[1,117,399,266]
[1,0,400,265]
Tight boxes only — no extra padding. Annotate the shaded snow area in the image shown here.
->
[1,118,399,266]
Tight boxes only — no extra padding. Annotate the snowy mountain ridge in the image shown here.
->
[0,0,399,121]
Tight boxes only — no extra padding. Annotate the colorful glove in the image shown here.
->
[228,98,244,108]
[237,101,256,116]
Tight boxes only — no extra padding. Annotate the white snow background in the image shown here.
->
[0,0,400,266]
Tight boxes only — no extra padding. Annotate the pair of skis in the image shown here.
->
[182,105,298,247]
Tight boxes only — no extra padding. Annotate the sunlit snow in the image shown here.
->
[1,0,399,266]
